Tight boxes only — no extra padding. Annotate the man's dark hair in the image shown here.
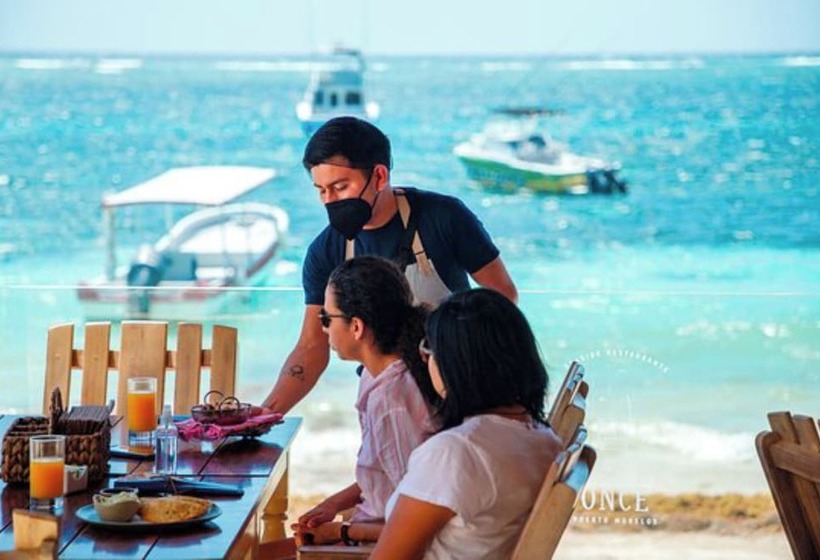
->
[303,116,392,171]
[425,288,549,430]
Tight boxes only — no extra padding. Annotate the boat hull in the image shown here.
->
[457,155,591,194]
[77,202,288,319]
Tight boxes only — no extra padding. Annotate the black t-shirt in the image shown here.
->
[302,187,500,305]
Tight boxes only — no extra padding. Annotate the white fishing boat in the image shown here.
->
[77,166,289,319]
[454,108,627,195]
[295,46,380,134]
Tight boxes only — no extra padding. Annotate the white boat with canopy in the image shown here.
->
[77,166,289,319]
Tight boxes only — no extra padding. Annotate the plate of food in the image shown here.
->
[77,494,221,529]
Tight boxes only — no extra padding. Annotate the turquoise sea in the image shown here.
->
[1,53,819,501]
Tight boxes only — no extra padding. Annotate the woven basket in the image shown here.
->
[1,416,111,484]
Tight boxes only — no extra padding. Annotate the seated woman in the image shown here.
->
[302,288,563,559]
[291,256,439,542]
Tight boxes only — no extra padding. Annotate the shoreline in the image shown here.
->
[286,491,790,558]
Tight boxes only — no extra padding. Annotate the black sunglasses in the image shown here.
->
[319,308,350,328]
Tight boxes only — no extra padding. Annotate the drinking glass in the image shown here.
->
[127,376,157,446]
[29,435,66,511]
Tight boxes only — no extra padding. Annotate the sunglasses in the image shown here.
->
[418,337,433,363]
[318,308,350,328]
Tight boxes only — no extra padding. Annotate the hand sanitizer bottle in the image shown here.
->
[154,404,178,474]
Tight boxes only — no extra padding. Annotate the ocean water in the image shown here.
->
[1,53,819,500]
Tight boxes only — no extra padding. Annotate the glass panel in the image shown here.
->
[2,284,816,537]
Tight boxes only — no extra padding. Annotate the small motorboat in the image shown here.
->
[295,46,380,135]
[454,108,627,195]
[77,166,289,319]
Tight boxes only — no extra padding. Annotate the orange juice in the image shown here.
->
[30,457,65,499]
[128,390,157,432]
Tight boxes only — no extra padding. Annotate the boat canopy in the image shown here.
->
[102,166,276,208]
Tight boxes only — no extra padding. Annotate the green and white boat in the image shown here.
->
[454,109,627,195]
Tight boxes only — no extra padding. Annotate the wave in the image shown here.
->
[560,58,705,71]
[782,55,820,67]
[593,420,755,462]
[14,58,91,71]
[214,60,313,73]
[481,61,532,72]
[94,58,143,74]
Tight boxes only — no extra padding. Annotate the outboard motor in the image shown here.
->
[126,245,166,287]
[126,245,167,316]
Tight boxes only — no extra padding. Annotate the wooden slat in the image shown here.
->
[547,362,583,426]
[174,323,203,414]
[210,325,237,398]
[42,324,74,414]
[117,322,168,418]
[80,322,111,405]
[511,433,595,560]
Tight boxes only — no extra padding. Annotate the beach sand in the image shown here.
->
[285,492,791,559]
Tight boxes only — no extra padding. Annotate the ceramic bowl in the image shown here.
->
[92,489,141,522]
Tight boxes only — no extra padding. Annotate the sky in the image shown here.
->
[0,0,819,56]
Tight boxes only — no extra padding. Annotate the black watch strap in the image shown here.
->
[340,521,360,546]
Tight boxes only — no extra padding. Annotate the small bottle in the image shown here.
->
[154,404,178,475]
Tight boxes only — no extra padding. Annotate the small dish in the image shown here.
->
[191,396,251,426]
[93,488,141,522]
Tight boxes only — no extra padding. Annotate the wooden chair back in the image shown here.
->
[756,411,820,559]
[547,361,585,425]
[548,362,589,446]
[43,321,237,417]
[512,426,596,560]
[0,509,60,560]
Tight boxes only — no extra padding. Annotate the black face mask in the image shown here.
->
[325,172,379,240]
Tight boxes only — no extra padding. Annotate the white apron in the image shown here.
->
[345,190,451,308]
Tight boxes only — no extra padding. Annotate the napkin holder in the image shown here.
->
[0,390,112,484]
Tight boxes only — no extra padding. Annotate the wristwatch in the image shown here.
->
[340,521,360,546]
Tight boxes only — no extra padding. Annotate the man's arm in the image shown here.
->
[261,304,330,414]
[471,256,518,303]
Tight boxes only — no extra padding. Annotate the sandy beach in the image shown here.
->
[286,490,791,558]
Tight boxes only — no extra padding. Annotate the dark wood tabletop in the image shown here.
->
[0,414,302,560]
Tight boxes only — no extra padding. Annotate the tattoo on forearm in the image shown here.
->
[289,365,306,382]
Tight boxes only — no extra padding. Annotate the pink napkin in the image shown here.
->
[176,413,283,441]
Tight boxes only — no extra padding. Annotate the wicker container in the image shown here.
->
[1,416,111,484]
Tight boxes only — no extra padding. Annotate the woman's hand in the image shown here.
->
[293,521,342,546]
[297,497,342,528]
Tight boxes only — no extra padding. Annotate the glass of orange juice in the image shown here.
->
[127,376,157,446]
[29,435,66,511]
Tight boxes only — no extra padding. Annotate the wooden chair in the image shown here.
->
[512,426,596,560]
[43,321,237,417]
[0,510,60,560]
[548,361,589,446]
[756,411,820,559]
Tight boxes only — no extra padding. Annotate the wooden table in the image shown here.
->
[0,414,302,560]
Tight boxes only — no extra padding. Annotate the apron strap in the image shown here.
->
[395,190,433,276]
[344,188,432,277]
